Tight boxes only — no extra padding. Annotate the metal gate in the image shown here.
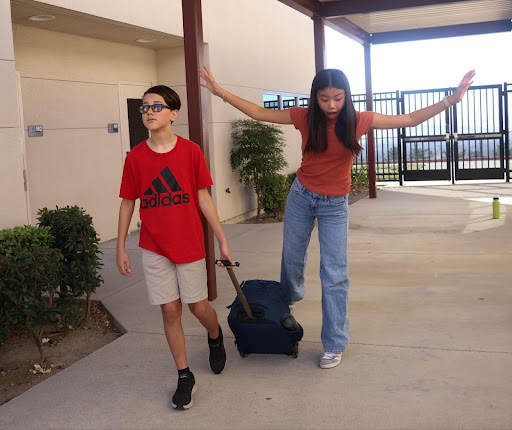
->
[401,89,451,181]
[453,85,505,180]
[400,85,506,182]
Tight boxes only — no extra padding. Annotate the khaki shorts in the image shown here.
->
[141,249,208,305]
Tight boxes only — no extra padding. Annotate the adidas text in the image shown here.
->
[141,192,190,209]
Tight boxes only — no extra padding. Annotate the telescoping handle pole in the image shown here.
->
[215,260,254,319]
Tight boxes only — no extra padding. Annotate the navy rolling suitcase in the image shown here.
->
[217,261,303,358]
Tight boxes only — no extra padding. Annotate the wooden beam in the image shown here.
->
[319,0,473,17]
[364,43,377,199]
[313,15,326,72]
[325,17,370,45]
[181,0,217,300]
[276,0,319,17]
[370,20,512,44]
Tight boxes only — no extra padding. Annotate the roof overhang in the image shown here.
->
[278,0,512,44]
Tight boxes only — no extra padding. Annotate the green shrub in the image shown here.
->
[286,172,297,188]
[0,226,62,361]
[0,225,54,255]
[230,119,287,219]
[61,303,86,328]
[37,206,103,319]
[351,166,369,193]
[261,171,297,217]
[0,226,58,342]
[262,174,288,217]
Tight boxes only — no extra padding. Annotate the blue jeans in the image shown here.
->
[280,177,350,353]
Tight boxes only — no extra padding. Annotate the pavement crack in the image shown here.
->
[350,342,512,355]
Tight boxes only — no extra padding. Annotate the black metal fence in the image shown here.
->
[263,83,510,183]
[353,92,401,182]
[351,82,511,183]
[505,83,511,182]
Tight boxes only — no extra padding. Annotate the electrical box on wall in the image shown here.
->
[28,125,43,137]
[108,123,119,133]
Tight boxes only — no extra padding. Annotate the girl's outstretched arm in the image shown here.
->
[200,66,293,125]
[370,70,475,130]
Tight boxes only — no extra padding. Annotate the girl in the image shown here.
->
[200,67,475,369]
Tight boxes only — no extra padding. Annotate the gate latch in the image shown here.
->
[453,133,458,142]
[445,133,450,143]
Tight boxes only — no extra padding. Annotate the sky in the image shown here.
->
[325,26,512,95]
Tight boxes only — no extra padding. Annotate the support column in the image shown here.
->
[182,0,217,299]
[364,42,377,198]
[313,15,326,73]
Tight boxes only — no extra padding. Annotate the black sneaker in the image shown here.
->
[208,325,226,374]
[171,373,196,410]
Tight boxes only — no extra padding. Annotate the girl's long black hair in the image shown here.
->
[305,69,362,156]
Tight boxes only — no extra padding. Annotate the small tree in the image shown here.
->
[37,206,103,320]
[230,119,287,219]
[0,226,61,362]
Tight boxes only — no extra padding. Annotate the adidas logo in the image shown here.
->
[140,167,190,209]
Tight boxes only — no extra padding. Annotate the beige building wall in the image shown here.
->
[202,0,315,222]
[4,0,315,236]
[36,0,184,37]
[13,24,159,241]
[0,0,28,229]
[156,47,189,139]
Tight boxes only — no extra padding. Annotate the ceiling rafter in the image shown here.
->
[278,0,512,44]
[277,0,319,17]
[318,0,477,17]
[371,19,512,43]
[326,17,369,44]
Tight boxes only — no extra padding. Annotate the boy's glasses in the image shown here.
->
[139,103,171,114]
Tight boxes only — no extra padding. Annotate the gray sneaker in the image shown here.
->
[319,352,342,369]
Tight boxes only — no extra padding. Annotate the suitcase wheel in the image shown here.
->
[239,349,249,358]
[286,342,299,358]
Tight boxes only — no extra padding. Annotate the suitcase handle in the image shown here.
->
[215,260,240,267]
[215,260,254,319]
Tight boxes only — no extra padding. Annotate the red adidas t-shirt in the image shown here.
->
[119,137,213,264]
[290,107,374,196]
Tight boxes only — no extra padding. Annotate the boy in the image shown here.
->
[116,85,234,409]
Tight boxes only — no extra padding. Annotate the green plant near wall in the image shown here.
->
[262,172,296,218]
[230,119,287,219]
[37,206,103,320]
[0,226,62,362]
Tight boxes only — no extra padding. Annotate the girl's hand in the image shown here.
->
[447,70,476,105]
[199,66,223,97]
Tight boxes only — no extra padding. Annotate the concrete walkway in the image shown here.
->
[1,183,511,429]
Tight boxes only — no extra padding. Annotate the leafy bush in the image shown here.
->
[286,172,297,186]
[262,174,288,217]
[230,119,287,219]
[37,206,103,319]
[351,166,369,193]
[61,303,86,328]
[0,225,54,255]
[0,226,62,360]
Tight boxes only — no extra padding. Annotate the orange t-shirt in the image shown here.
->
[290,107,374,196]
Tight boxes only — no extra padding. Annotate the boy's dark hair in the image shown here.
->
[305,69,361,156]
[143,85,181,111]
